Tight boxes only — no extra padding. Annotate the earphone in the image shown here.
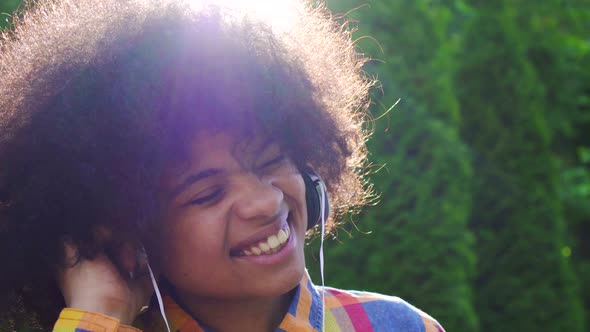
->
[302,167,329,331]
[301,168,330,230]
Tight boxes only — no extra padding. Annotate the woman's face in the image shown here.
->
[160,131,307,301]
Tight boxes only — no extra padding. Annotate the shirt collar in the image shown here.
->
[161,270,323,332]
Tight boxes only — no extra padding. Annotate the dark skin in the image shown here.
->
[58,132,309,331]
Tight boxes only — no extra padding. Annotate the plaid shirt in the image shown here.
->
[54,272,445,332]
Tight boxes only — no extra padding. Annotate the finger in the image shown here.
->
[62,241,79,266]
[56,242,78,290]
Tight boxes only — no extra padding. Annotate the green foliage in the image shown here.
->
[513,0,590,142]
[308,108,479,331]
[0,0,21,29]
[328,0,463,126]
[310,109,478,331]
[516,1,590,322]
[561,146,590,321]
[312,1,479,330]
[456,3,586,330]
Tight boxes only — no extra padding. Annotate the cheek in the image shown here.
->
[275,172,307,231]
[159,211,225,279]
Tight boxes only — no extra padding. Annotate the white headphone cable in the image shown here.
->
[319,186,326,332]
[146,260,172,332]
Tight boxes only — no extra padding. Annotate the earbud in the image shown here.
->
[301,168,329,331]
[301,168,330,230]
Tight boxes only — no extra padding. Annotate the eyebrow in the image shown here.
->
[169,168,223,199]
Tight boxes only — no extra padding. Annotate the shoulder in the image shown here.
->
[322,287,445,332]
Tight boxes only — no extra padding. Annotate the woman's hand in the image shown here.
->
[56,241,154,325]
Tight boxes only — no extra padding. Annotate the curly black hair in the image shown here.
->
[0,0,373,328]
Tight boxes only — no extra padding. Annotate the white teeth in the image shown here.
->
[268,235,280,249]
[278,229,288,243]
[243,226,291,256]
[259,242,270,252]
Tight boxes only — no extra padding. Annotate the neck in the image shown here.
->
[171,289,295,332]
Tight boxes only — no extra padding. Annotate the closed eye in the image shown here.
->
[188,188,224,206]
[258,154,286,170]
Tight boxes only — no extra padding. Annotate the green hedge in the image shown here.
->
[306,2,479,331]
[456,4,585,331]
[309,108,477,331]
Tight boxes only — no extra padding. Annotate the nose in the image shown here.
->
[232,174,283,222]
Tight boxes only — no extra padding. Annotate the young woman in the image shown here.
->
[0,0,445,331]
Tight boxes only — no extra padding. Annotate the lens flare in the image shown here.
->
[187,0,302,33]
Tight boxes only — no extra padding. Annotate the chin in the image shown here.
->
[252,269,304,299]
[256,252,306,297]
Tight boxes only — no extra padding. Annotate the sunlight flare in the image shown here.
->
[186,0,302,33]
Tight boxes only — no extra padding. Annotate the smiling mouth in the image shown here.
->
[231,225,291,257]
